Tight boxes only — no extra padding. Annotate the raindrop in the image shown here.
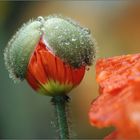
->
[37,16,44,22]
[83,28,91,34]
[65,42,70,45]
[41,27,45,32]
[72,38,76,42]
[86,66,90,71]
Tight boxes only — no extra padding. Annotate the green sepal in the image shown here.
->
[44,15,96,68]
[37,80,73,96]
[4,20,42,82]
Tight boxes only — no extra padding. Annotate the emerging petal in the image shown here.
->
[89,54,140,139]
[26,36,85,96]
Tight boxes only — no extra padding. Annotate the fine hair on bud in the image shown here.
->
[4,15,97,82]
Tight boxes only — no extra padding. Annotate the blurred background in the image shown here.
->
[0,1,140,139]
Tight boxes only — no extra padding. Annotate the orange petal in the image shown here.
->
[26,36,85,94]
[96,54,140,94]
[89,85,133,127]
[89,54,140,139]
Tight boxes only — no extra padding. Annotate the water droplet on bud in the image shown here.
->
[83,28,91,34]
[37,16,44,22]
[72,38,76,42]
[41,27,45,32]
[65,42,70,45]
[86,66,90,71]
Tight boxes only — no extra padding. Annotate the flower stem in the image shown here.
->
[52,95,70,139]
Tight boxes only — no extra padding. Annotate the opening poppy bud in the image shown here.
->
[4,15,96,96]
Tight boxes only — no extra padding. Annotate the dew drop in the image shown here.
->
[37,16,44,22]
[97,71,109,81]
[86,66,90,71]
[41,27,45,32]
[83,28,91,34]
[65,42,70,45]
[72,38,76,42]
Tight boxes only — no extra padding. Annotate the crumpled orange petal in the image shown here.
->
[26,36,85,95]
[89,54,140,139]
[96,54,140,95]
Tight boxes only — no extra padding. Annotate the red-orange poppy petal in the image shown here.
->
[118,102,140,139]
[96,54,140,94]
[89,53,140,139]
[89,82,140,139]
[26,70,39,90]
[26,36,85,95]
[72,66,85,85]
[89,85,134,127]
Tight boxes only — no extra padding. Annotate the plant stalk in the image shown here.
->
[52,95,70,139]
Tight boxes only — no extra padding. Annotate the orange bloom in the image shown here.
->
[26,37,85,96]
[89,54,140,139]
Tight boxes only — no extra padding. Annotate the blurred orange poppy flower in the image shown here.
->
[26,37,85,96]
[89,54,140,139]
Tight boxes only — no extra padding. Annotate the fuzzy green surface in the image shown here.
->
[52,95,69,139]
[4,20,42,81]
[37,80,73,96]
[44,16,96,68]
[4,16,96,82]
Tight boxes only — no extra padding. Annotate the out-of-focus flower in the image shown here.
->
[4,16,96,96]
[89,54,140,139]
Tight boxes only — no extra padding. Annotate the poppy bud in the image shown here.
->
[4,16,96,96]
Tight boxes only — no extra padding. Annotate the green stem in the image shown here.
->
[52,95,70,139]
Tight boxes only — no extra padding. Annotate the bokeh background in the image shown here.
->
[0,1,140,139]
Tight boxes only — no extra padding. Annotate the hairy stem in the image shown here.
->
[52,95,70,139]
